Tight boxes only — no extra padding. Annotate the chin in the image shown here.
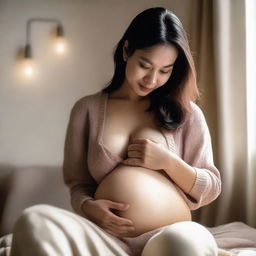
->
[137,85,152,95]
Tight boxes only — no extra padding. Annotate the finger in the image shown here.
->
[122,158,142,167]
[127,144,143,151]
[105,228,128,238]
[109,221,134,228]
[127,150,142,158]
[109,220,134,228]
[107,224,135,236]
[108,201,130,211]
[104,228,119,237]
[109,212,134,226]
[108,222,135,231]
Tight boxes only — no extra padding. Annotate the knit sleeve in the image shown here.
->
[62,98,98,217]
[180,103,221,210]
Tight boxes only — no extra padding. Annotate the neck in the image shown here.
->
[108,83,148,102]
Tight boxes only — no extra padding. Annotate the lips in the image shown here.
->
[139,84,153,92]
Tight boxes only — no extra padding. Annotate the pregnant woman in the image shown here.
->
[10,7,221,256]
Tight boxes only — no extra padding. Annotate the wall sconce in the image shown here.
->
[22,18,67,79]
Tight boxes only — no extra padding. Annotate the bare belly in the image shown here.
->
[94,164,191,237]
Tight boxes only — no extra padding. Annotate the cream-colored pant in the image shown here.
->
[10,204,218,256]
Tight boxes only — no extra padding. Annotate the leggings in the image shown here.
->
[10,204,218,256]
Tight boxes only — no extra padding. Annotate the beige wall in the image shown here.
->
[0,0,193,166]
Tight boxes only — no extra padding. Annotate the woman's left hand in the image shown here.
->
[122,138,172,170]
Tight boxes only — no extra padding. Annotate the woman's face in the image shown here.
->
[122,42,178,99]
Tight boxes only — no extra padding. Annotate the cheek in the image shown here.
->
[159,74,171,87]
[126,65,143,81]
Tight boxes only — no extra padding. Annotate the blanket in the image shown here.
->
[0,222,255,256]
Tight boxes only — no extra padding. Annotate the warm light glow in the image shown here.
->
[54,37,67,55]
[56,42,65,53]
[24,65,33,77]
[21,58,37,79]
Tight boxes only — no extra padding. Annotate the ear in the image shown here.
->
[123,40,129,62]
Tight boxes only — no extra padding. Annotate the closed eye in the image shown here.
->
[160,70,172,74]
[139,63,150,69]
[139,62,172,74]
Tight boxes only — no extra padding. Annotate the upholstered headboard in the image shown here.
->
[0,165,73,236]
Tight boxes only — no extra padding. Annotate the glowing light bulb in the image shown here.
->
[21,58,36,79]
[24,64,33,77]
[56,42,64,53]
[54,37,66,55]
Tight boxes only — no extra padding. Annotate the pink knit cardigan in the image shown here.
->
[63,91,221,217]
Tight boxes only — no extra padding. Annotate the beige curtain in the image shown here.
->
[245,0,256,228]
[190,0,256,228]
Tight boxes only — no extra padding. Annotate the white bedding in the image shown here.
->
[208,222,256,255]
[0,222,255,256]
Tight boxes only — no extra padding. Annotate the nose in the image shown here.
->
[143,70,157,87]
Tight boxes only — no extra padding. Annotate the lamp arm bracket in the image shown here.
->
[26,18,63,45]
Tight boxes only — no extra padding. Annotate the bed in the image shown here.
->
[0,165,255,256]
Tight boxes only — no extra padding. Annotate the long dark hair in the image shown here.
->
[102,7,199,130]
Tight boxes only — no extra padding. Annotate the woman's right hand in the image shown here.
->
[82,199,135,237]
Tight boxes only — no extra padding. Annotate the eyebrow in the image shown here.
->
[139,57,174,68]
